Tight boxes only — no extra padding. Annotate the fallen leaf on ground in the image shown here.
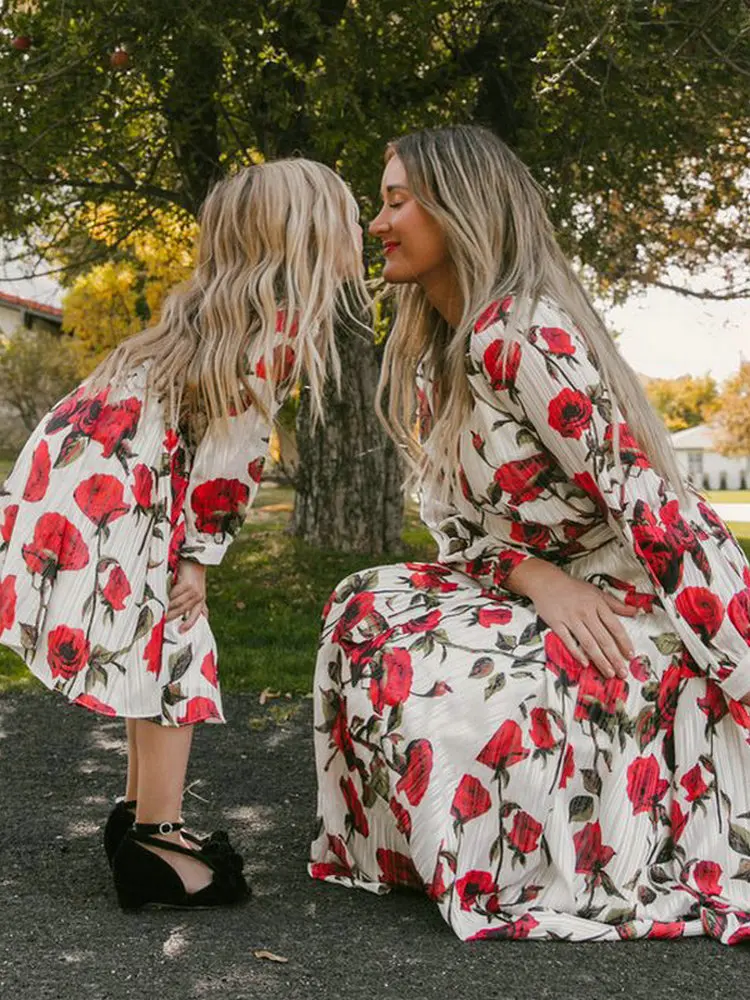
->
[259,688,281,705]
[253,950,289,964]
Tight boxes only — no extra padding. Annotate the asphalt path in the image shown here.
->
[2,690,750,1000]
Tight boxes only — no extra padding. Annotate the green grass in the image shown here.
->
[0,487,747,697]
[705,491,750,504]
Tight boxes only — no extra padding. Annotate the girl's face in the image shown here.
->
[369,154,450,285]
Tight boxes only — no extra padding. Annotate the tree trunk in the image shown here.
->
[292,321,404,553]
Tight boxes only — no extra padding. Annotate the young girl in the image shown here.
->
[310,125,750,944]
[1,158,366,910]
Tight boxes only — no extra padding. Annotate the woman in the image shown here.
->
[1,158,366,909]
[309,125,750,943]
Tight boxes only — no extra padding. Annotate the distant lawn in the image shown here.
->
[705,491,750,504]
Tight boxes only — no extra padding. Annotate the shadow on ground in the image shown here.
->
[1,690,749,1000]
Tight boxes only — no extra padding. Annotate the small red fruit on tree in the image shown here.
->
[110,48,129,70]
[12,36,32,51]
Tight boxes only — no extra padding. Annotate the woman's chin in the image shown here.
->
[382,260,414,284]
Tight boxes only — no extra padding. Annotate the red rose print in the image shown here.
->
[74,475,130,529]
[0,504,18,545]
[572,472,608,519]
[144,616,165,675]
[530,707,557,750]
[389,797,412,840]
[401,609,442,634]
[675,587,724,641]
[190,477,250,536]
[132,464,154,510]
[629,655,651,682]
[647,921,685,940]
[604,423,650,468]
[329,693,355,767]
[310,861,352,881]
[168,520,186,576]
[450,775,492,826]
[275,309,300,337]
[660,500,696,553]
[631,521,683,594]
[406,563,459,593]
[729,698,750,729]
[626,755,669,815]
[469,914,540,941]
[574,669,628,723]
[0,575,16,634]
[23,440,51,502]
[508,810,543,854]
[547,388,593,439]
[697,501,730,542]
[247,457,265,484]
[697,680,728,726]
[22,512,89,576]
[170,447,189,523]
[177,696,222,724]
[255,345,296,383]
[728,591,750,642]
[47,624,90,680]
[545,630,583,685]
[333,591,376,642]
[371,647,413,713]
[73,693,117,716]
[573,822,615,876]
[680,763,708,803]
[476,720,529,772]
[491,549,528,588]
[494,453,551,505]
[89,397,141,457]
[474,299,509,333]
[101,564,131,611]
[657,663,682,733]
[339,776,369,836]
[510,520,551,549]
[396,739,433,806]
[455,869,496,911]
[45,386,87,434]
[427,859,448,901]
[693,860,722,897]
[559,744,575,788]
[376,848,422,888]
[483,338,522,391]
[538,326,575,356]
[163,428,179,452]
[200,650,218,687]
[476,605,512,628]
[671,800,688,844]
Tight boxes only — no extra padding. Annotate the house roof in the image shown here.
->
[670,424,717,450]
[0,290,63,321]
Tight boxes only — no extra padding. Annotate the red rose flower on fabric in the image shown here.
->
[455,869,496,911]
[538,326,575,356]
[144,616,165,676]
[247,457,265,484]
[406,563,459,593]
[675,586,724,642]
[23,440,51,502]
[680,763,709,803]
[693,860,722,897]
[0,504,18,546]
[491,549,528,587]
[573,821,615,876]
[200,650,219,687]
[476,719,529,772]
[90,397,141,457]
[190,477,250,536]
[559,744,575,788]
[508,810,543,854]
[729,698,750,729]
[401,609,442,634]
[571,472,609,519]
[604,422,650,469]
[509,520,551,549]
[339,776,369,837]
[660,500,696,553]
[574,669,628,723]
[697,679,728,726]
[389,797,412,840]
[101,564,131,611]
[170,447,189,524]
[376,848,422,888]
[73,693,117,716]
[631,521,683,594]
[656,663,682,732]
[671,800,688,844]
[132,464,154,510]
[22,512,89,576]
[74,475,130,529]
[44,386,87,434]
[0,575,17,635]
[626,755,669,815]
[476,605,512,628]
[177,696,222,725]
[530,707,557,750]
[168,520,186,576]
[255,345,296,383]
[697,500,731,542]
[332,591,376,642]
[474,298,513,333]
[373,647,413,711]
[548,388,593,439]
[469,914,540,941]
[395,738,433,806]
[483,338,522,391]
[450,775,492,827]
[545,630,584,685]
[728,591,750,642]
[310,861,352,881]
[47,625,90,680]
[494,453,551,505]
[647,921,685,940]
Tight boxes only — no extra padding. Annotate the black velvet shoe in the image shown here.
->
[112,822,250,911]
[104,799,136,867]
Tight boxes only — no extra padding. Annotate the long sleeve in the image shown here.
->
[470,299,750,700]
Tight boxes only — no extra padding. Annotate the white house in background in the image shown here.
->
[671,423,749,491]
[0,289,63,337]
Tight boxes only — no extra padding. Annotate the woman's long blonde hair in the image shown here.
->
[93,158,368,442]
[376,125,686,499]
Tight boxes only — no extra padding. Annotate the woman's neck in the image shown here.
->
[420,264,463,329]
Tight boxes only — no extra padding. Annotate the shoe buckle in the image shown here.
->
[158,822,175,835]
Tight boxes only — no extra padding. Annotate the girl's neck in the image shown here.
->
[420,263,463,329]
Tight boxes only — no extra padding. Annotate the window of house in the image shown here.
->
[686,450,703,482]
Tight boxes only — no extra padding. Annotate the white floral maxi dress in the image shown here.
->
[0,328,293,726]
[310,296,750,943]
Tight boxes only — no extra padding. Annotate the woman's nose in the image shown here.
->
[369,210,389,236]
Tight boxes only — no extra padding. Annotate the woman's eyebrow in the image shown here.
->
[385,184,408,193]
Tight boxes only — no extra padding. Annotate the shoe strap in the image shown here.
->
[129,825,220,870]
[133,820,184,836]
[117,798,137,811]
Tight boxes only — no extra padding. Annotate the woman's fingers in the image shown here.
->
[584,616,630,679]
[570,621,618,679]
[602,593,638,618]
[597,606,636,662]
[166,588,203,622]
[178,601,205,634]
[555,623,589,666]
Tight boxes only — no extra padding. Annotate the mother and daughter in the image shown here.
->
[2,126,749,943]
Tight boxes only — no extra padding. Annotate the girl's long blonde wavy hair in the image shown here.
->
[93,158,367,443]
[376,125,686,500]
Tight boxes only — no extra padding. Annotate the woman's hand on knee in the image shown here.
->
[506,558,637,680]
[166,559,208,634]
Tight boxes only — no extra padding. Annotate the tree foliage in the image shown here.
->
[714,362,750,457]
[643,372,719,431]
[0,325,79,438]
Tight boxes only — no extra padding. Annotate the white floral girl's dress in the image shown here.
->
[310,297,750,944]
[0,319,296,726]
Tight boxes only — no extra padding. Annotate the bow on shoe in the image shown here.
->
[201,830,245,876]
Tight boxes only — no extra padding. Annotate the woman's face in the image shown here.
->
[369,154,450,285]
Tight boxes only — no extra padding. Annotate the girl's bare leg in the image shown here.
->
[124,719,138,801]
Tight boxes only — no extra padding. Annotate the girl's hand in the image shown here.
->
[166,559,208,634]
[506,558,638,680]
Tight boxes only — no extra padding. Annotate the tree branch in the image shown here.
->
[648,278,750,301]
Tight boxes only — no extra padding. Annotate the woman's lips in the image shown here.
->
[383,242,400,255]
